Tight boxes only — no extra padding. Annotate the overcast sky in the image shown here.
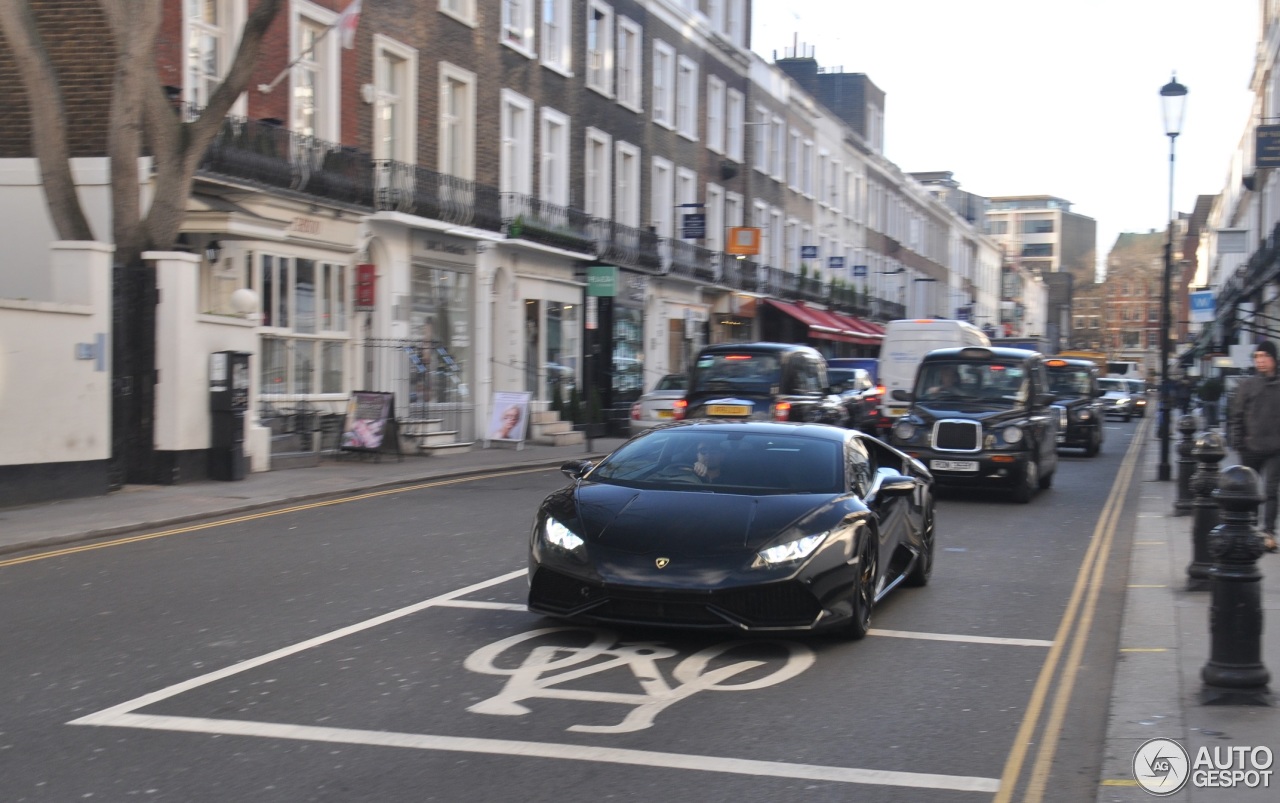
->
[750,1,1258,271]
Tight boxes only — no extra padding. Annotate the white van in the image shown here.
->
[878,319,992,429]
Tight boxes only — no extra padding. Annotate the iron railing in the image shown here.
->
[196,116,900,322]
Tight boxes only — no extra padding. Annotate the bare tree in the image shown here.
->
[0,0,286,267]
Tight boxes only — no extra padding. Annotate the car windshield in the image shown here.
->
[828,368,870,393]
[1048,367,1093,397]
[588,429,844,494]
[1098,378,1128,393]
[915,361,1028,403]
[654,374,687,392]
[689,353,782,395]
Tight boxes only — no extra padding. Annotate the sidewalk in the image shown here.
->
[0,436,626,556]
[0,430,1274,798]
[1096,424,1277,801]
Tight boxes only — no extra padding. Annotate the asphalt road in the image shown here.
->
[0,420,1146,802]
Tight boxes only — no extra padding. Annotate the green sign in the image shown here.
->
[587,265,618,297]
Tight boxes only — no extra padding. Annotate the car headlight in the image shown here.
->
[1001,425,1024,445]
[1073,408,1093,421]
[892,420,917,441]
[543,516,584,552]
[756,532,827,566]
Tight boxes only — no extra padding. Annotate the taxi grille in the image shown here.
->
[933,420,981,452]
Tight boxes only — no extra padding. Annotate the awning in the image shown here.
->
[796,303,880,346]
[826,310,885,340]
[765,298,860,343]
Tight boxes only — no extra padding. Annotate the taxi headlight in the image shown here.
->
[893,420,917,441]
[1001,425,1024,445]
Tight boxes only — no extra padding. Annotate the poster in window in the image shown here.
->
[489,391,531,443]
[340,391,394,451]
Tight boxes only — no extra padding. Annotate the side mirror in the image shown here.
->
[891,389,914,402]
[876,474,918,497]
[1034,392,1055,407]
[560,459,594,480]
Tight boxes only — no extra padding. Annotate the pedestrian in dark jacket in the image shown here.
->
[1228,340,1280,552]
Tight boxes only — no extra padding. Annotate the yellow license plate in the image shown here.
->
[657,410,674,418]
[707,404,750,416]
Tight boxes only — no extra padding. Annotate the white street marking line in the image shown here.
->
[437,600,526,611]
[868,629,1053,648]
[68,569,527,724]
[84,712,1000,794]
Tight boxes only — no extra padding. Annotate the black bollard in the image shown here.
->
[1174,414,1199,516]
[1201,465,1273,705]
[1186,431,1225,591]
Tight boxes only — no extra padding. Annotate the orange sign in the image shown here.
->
[725,227,761,256]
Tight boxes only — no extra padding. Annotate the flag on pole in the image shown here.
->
[336,0,362,50]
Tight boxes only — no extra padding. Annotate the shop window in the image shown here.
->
[257,253,349,397]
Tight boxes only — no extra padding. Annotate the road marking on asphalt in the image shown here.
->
[868,629,1053,648]
[995,416,1147,803]
[66,567,1007,794]
[74,712,1001,793]
[1100,779,1140,786]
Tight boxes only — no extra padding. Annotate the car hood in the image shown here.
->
[911,401,1024,421]
[560,482,835,555]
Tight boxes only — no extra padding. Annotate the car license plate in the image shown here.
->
[657,410,674,419]
[930,459,979,472]
[707,404,750,416]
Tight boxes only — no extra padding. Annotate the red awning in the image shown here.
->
[828,311,885,339]
[794,303,879,345]
[765,298,859,343]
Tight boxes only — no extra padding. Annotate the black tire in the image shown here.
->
[1039,464,1053,490]
[1013,459,1038,504]
[904,501,935,588]
[845,537,877,639]
[1085,429,1101,457]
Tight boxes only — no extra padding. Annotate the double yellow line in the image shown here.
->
[0,467,549,568]
[993,417,1148,802]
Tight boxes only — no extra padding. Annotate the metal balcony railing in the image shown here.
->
[590,220,663,272]
[501,193,595,253]
[665,240,717,282]
[375,162,502,232]
[199,117,375,207]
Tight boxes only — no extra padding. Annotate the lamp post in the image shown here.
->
[1158,73,1188,482]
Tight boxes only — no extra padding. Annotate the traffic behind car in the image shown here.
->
[529,421,936,638]
[1097,377,1135,421]
[828,366,881,432]
[1046,358,1104,456]
[1123,378,1148,417]
[629,373,688,435]
[890,346,1059,503]
[674,342,844,425]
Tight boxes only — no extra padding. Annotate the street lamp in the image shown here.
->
[1158,73,1188,482]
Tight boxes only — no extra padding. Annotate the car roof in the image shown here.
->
[922,346,1040,361]
[696,342,821,357]
[643,420,849,441]
[1045,358,1097,370]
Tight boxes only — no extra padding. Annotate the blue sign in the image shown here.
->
[681,213,706,239]
[1189,290,1215,324]
[828,256,845,270]
[800,245,819,259]
[852,264,868,277]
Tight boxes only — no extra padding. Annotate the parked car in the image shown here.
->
[529,421,936,638]
[890,346,1059,503]
[674,342,844,425]
[1096,377,1135,421]
[629,373,688,435]
[1045,358,1105,457]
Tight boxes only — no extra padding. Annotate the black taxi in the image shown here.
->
[888,346,1059,503]
[1045,357,1105,456]
[673,342,844,425]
